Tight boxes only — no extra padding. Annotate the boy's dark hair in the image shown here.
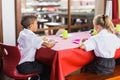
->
[21,15,37,29]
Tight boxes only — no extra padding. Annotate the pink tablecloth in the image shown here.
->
[35,31,120,80]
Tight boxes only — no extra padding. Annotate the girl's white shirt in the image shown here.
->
[84,29,120,58]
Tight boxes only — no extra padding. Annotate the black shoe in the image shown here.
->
[30,75,40,80]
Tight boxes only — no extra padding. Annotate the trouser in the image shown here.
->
[83,57,115,74]
[17,61,51,80]
[115,58,120,65]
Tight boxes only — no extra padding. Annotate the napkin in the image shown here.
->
[72,39,80,44]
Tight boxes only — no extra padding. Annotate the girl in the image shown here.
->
[79,14,120,74]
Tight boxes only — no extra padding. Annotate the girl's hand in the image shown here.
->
[79,38,87,49]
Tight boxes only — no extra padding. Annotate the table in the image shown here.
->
[45,22,64,35]
[45,22,63,27]
[35,31,120,80]
[38,18,48,28]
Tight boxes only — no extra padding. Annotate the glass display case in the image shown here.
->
[20,0,95,34]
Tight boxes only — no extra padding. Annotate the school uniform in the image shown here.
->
[17,29,50,80]
[83,29,120,74]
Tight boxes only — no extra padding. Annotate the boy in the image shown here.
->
[17,15,55,80]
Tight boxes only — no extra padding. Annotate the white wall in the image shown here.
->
[2,0,16,45]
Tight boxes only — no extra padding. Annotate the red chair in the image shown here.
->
[0,43,39,80]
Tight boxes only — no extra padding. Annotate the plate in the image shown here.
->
[42,37,58,43]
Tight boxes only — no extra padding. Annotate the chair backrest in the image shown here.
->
[0,43,21,76]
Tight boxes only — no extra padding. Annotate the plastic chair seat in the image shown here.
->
[0,43,39,80]
[7,69,39,79]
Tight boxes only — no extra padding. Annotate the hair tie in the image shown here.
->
[102,14,106,25]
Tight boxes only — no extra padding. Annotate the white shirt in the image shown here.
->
[84,29,120,58]
[17,29,43,64]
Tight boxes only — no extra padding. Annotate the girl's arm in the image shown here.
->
[79,43,86,49]
[79,38,87,49]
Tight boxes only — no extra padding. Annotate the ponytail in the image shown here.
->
[94,15,115,33]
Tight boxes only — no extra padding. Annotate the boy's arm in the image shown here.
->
[42,37,56,48]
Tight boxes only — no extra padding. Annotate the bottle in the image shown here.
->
[62,30,68,39]
[93,29,97,35]
[116,24,120,32]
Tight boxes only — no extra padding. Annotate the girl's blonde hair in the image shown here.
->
[94,14,115,33]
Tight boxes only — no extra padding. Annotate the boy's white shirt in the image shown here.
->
[17,29,43,64]
[83,29,120,58]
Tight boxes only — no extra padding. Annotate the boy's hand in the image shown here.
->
[42,37,57,48]
[47,42,56,48]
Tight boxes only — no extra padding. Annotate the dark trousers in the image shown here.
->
[115,58,120,65]
[82,57,115,74]
[17,61,51,80]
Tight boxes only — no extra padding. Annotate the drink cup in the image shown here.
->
[93,29,97,35]
[62,30,68,39]
[116,24,120,32]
